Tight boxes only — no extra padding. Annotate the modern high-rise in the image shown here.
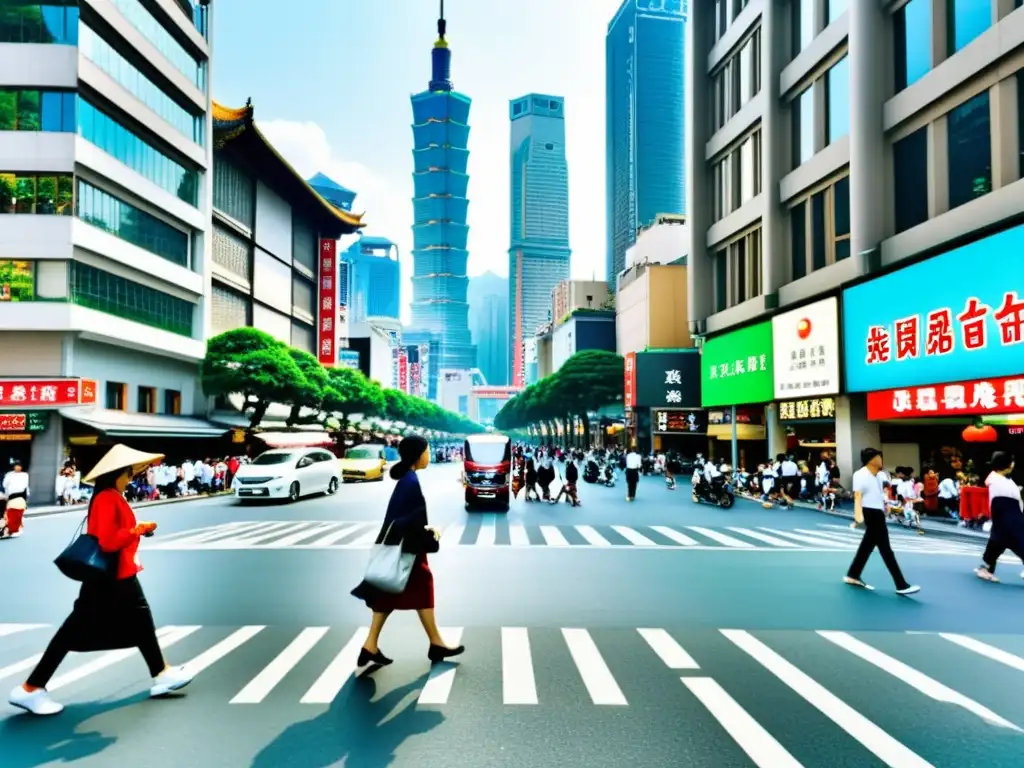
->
[606,0,687,285]
[468,271,509,386]
[340,235,400,323]
[308,172,356,212]
[408,4,475,371]
[508,94,570,387]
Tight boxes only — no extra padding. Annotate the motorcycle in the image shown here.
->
[692,475,735,509]
[600,464,616,487]
[582,460,600,484]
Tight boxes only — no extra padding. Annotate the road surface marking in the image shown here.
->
[508,523,530,546]
[306,523,367,547]
[938,633,1024,672]
[649,526,699,546]
[350,527,380,546]
[682,677,804,767]
[443,524,465,545]
[798,529,965,553]
[0,624,47,638]
[818,631,1020,730]
[687,527,754,548]
[183,626,265,676]
[220,522,299,547]
[301,627,370,704]
[758,529,854,548]
[575,525,612,547]
[611,525,657,546]
[258,522,340,548]
[540,525,570,547]
[501,627,538,705]
[638,628,700,669]
[477,515,497,546]
[417,627,465,705]
[561,628,627,706]
[153,521,256,545]
[722,630,934,768]
[726,527,799,547]
[48,626,200,691]
[231,627,330,704]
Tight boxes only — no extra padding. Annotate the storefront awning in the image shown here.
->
[60,409,228,438]
[255,432,334,449]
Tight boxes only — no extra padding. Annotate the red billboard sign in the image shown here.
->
[867,376,1024,420]
[398,351,408,393]
[624,352,637,408]
[317,238,337,366]
[0,379,85,408]
[0,414,26,431]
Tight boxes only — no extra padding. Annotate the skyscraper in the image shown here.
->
[468,271,509,386]
[308,172,356,212]
[508,94,571,387]
[606,0,687,285]
[409,2,476,371]
[340,236,401,323]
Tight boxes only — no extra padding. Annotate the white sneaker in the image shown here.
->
[149,665,194,697]
[9,685,64,716]
[896,585,921,596]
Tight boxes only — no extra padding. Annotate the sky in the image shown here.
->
[212,0,624,323]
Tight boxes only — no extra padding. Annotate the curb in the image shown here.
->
[24,492,233,520]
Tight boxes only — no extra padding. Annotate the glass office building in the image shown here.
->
[341,235,401,323]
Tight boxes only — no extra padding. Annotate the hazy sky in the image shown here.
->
[212,0,624,322]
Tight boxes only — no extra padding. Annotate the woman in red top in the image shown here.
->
[9,445,194,717]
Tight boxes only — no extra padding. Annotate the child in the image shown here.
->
[820,477,838,512]
[897,468,923,533]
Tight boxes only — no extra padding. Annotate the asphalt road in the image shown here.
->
[3,464,1024,767]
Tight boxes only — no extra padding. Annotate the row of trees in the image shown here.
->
[200,327,483,435]
[493,349,623,442]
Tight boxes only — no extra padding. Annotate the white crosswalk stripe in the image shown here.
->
[417,628,464,705]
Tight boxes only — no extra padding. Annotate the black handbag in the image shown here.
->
[55,514,115,583]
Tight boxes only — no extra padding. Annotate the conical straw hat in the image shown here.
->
[83,444,165,484]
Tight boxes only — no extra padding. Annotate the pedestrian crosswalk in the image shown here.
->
[144,518,992,556]
[2,621,1022,764]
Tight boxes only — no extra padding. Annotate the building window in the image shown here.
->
[108,0,206,90]
[948,0,990,54]
[1019,72,1024,177]
[0,260,34,302]
[0,3,78,44]
[212,224,251,280]
[893,127,929,233]
[947,90,991,210]
[292,218,316,274]
[833,176,850,261]
[894,0,932,91]
[795,0,815,54]
[826,56,849,143]
[791,204,806,281]
[0,173,73,215]
[106,381,126,410]
[292,274,314,316]
[70,261,194,336]
[737,131,760,205]
[291,321,314,354]
[78,24,204,146]
[728,229,762,306]
[827,0,848,23]
[712,67,730,130]
[794,87,815,166]
[713,155,732,221]
[0,89,75,132]
[790,174,850,278]
[715,0,728,40]
[77,97,198,205]
[714,250,728,313]
[211,285,249,335]
[137,386,156,414]
[213,153,254,227]
[253,248,293,313]
[738,37,753,106]
[164,389,181,415]
[76,180,189,266]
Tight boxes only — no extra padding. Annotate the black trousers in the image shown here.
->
[981,509,1024,573]
[847,507,910,589]
[626,468,639,498]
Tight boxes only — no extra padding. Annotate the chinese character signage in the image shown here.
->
[866,376,1024,420]
[700,321,774,407]
[0,379,86,408]
[779,397,837,421]
[623,352,636,407]
[0,412,49,432]
[397,350,409,393]
[772,297,839,398]
[337,350,360,370]
[843,225,1024,391]
[634,350,700,408]
[653,409,706,434]
[317,238,337,366]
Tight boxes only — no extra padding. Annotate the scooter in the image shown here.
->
[692,472,735,509]
[600,464,616,487]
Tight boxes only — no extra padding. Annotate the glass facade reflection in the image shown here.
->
[76,180,189,266]
[827,0,848,23]
[0,89,75,132]
[948,0,990,53]
[108,0,206,90]
[0,173,73,214]
[77,97,198,205]
[0,3,77,43]
[79,25,204,145]
[796,0,814,53]
[895,0,932,91]
[893,128,929,233]
[826,56,849,142]
[70,261,193,336]
[947,91,991,210]
[0,261,35,302]
[795,87,814,165]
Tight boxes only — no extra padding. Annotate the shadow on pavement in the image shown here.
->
[250,670,443,768]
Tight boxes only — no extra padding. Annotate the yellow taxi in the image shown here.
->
[339,443,391,482]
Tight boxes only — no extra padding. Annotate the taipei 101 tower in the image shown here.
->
[409,1,476,371]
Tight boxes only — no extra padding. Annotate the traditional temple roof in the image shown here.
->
[212,99,365,235]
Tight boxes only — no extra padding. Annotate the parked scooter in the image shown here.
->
[692,464,735,508]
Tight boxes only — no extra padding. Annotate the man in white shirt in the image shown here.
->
[625,447,642,501]
[845,447,920,595]
[779,454,800,506]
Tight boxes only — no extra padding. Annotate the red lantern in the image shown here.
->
[962,424,998,443]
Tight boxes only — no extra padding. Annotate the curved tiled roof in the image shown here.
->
[212,100,365,233]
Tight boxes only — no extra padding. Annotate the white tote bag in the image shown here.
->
[363,522,416,594]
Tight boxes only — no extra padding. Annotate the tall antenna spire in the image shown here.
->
[438,0,446,40]
[429,0,453,91]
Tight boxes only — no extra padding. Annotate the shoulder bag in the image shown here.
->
[363,522,416,594]
[54,509,116,583]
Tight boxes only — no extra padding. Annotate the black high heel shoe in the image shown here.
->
[357,647,393,667]
[428,644,465,663]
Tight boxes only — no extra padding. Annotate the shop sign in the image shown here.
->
[337,349,360,370]
[397,350,408,392]
[700,322,774,407]
[317,238,337,366]
[0,412,47,432]
[772,297,840,398]
[635,350,699,407]
[779,397,836,421]
[866,376,1024,420]
[623,352,637,407]
[708,408,761,425]
[0,379,88,408]
[653,409,706,434]
[843,226,1024,392]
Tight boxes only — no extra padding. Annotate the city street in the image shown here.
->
[3,464,1024,767]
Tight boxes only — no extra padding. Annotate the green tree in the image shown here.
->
[322,367,385,428]
[284,348,329,426]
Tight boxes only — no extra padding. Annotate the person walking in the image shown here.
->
[8,445,193,716]
[844,447,920,595]
[351,435,464,667]
[975,451,1024,583]
[1,460,30,538]
[624,446,642,501]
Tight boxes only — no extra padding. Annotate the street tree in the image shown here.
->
[284,348,329,426]
[323,367,385,428]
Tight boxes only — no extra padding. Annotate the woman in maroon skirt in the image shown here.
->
[351,435,465,667]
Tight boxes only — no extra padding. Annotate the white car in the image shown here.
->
[233,448,340,502]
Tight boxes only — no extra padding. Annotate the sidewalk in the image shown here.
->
[24,491,233,519]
